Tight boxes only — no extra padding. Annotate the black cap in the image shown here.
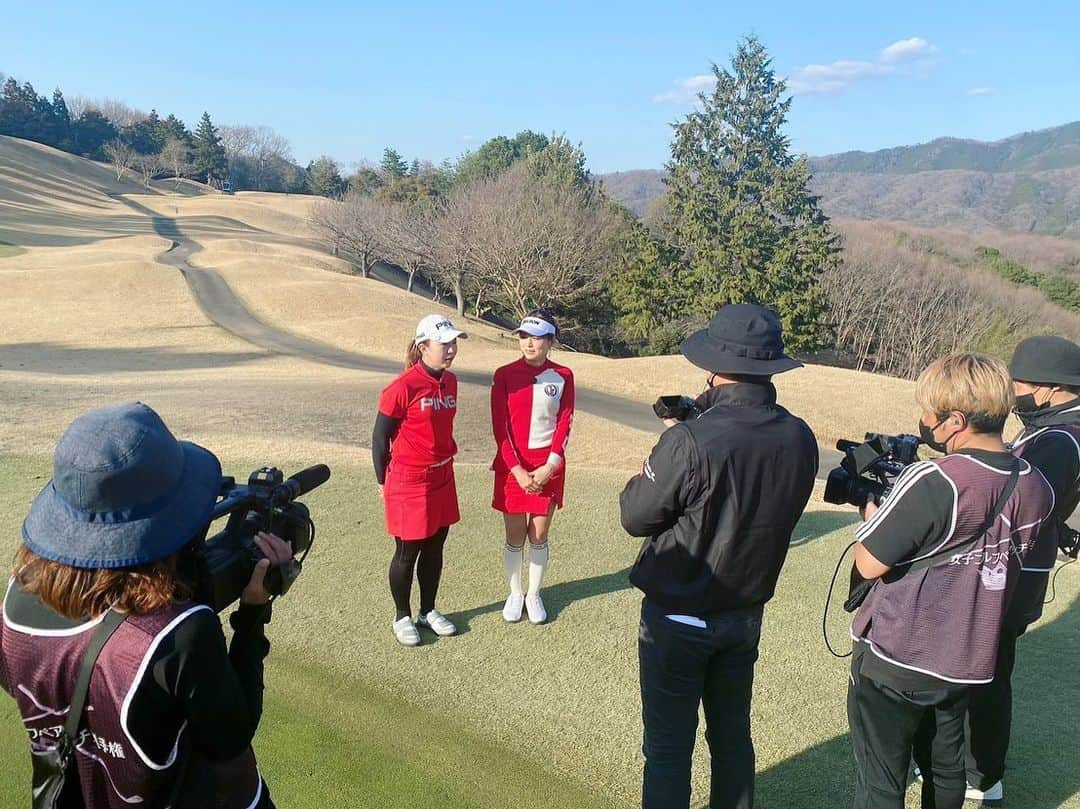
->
[680,304,802,376]
[1009,336,1080,386]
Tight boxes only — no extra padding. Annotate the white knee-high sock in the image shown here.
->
[504,544,524,596]
[527,542,549,596]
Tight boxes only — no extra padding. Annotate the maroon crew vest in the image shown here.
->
[0,586,261,808]
[852,454,1053,684]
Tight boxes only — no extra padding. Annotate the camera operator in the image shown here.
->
[619,304,818,809]
[847,355,1053,809]
[963,336,1080,804]
[0,402,287,808]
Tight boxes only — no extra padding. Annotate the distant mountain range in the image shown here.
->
[599,121,1080,238]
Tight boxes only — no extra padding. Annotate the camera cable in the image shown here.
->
[823,540,857,659]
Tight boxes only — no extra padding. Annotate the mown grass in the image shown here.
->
[0,240,25,259]
[0,452,1077,808]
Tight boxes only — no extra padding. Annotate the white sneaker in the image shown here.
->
[913,767,923,784]
[392,616,420,646]
[417,609,456,636]
[965,781,1003,804]
[525,593,547,624]
[503,592,524,622]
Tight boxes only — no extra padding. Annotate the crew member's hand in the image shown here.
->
[511,465,534,492]
[859,500,879,522]
[377,483,384,499]
[241,532,293,606]
[530,463,555,491]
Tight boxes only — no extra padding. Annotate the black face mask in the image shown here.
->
[1013,392,1049,423]
[919,417,950,454]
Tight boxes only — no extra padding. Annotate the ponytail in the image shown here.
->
[405,340,423,369]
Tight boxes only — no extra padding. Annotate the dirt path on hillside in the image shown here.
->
[115,196,843,475]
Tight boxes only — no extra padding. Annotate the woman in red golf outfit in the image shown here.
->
[373,314,466,646]
[490,309,575,624]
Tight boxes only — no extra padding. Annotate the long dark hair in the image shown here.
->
[525,308,559,340]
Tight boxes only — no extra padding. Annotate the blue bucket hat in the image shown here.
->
[22,402,222,569]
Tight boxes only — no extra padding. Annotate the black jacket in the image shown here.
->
[620,382,818,614]
[1008,400,1080,626]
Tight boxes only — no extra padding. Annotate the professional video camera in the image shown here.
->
[823,433,921,509]
[653,395,702,422]
[187,464,331,612]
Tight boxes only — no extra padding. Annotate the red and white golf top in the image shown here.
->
[491,357,574,470]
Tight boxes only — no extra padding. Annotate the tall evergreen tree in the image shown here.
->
[380,146,408,178]
[71,110,117,159]
[50,88,72,150]
[192,111,228,185]
[306,155,345,197]
[665,35,837,350]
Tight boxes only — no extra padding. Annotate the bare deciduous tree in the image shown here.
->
[376,201,438,293]
[822,231,990,378]
[161,138,189,188]
[462,163,621,320]
[310,192,390,278]
[82,98,147,128]
[104,139,136,181]
[131,151,163,189]
[221,124,294,191]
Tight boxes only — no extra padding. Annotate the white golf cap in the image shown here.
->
[513,315,556,338]
[415,314,467,344]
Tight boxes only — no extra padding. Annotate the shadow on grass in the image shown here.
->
[755,594,1080,809]
[448,566,634,633]
[0,342,267,374]
[445,511,856,635]
[790,511,860,548]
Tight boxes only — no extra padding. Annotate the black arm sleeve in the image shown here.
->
[129,603,272,762]
[372,412,401,485]
[619,426,695,537]
[855,462,954,567]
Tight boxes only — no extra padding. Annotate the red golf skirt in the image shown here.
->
[384,459,460,540]
[492,461,565,515]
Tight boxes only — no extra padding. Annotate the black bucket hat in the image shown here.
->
[1009,335,1080,387]
[22,402,222,569]
[680,304,802,376]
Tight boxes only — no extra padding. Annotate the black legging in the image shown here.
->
[389,527,448,619]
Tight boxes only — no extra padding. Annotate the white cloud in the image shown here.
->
[880,36,936,63]
[787,60,892,95]
[653,74,716,104]
[967,86,995,96]
[656,36,939,103]
[786,36,938,96]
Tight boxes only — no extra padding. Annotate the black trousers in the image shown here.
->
[638,597,763,809]
[964,619,1026,789]
[388,527,448,617]
[847,651,968,809]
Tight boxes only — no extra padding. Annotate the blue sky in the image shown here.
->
[4,1,1078,173]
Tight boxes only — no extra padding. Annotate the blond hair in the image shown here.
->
[915,353,1013,433]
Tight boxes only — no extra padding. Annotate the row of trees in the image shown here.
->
[307,39,838,357]
[0,74,312,192]
[312,137,623,349]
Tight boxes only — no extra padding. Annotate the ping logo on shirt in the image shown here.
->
[421,394,457,411]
